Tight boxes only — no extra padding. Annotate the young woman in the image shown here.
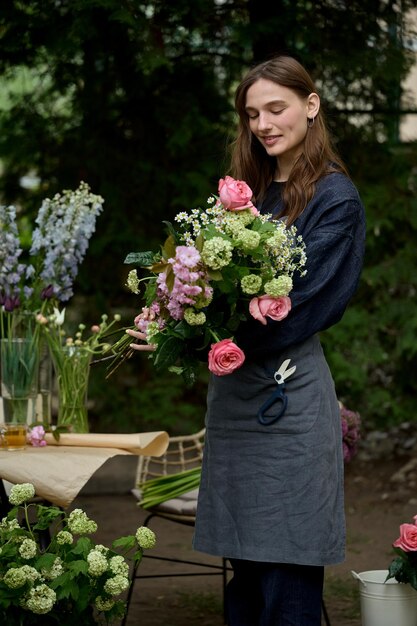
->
[128,56,366,625]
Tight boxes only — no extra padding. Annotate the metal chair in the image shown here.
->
[123,428,230,625]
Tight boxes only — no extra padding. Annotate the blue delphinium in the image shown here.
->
[0,205,35,312]
[0,182,103,319]
[30,181,104,302]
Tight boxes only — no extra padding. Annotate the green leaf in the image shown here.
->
[72,537,93,556]
[68,559,88,577]
[34,504,64,530]
[208,269,223,281]
[154,336,183,370]
[50,571,72,592]
[112,535,136,551]
[165,263,175,291]
[162,220,180,243]
[124,251,156,266]
[172,320,200,340]
[161,234,176,259]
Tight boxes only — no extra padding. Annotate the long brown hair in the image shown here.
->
[229,56,347,224]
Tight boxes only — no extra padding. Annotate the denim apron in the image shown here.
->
[193,334,345,566]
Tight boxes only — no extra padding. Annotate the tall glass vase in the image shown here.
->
[36,339,53,425]
[0,338,39,425]
[52,345,92,433]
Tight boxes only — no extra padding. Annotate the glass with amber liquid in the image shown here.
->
[0,423,27,451]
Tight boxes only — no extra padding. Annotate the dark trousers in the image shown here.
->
[226,559,324,626]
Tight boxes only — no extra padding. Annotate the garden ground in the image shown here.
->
[75,454,417,626]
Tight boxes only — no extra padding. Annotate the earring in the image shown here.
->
[307,117,315,128]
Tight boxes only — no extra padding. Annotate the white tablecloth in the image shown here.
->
[0,431,169,508]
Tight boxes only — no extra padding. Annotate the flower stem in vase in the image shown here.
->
[0,337,39,425]
[54,345,92,433]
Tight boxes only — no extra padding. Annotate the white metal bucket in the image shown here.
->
[352,570,417,626]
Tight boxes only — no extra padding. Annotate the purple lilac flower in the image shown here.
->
[154,246,209,321]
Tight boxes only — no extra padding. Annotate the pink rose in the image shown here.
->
[393,523,417,552]
[218,176,259,216]
[208,338,245,376]
[249,295,292,325]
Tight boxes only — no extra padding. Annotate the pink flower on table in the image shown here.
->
[218,176,259,216]
[393,523,417,552]
[28,425,47,447]
[249,295,292,325]
[208,339,245,376]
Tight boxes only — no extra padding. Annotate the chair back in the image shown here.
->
[135,428,205,485]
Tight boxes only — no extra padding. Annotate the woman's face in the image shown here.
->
[245,78,319,169]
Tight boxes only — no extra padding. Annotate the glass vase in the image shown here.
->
[0,338,39,425]
[53,345,92,433]
[36,338,53,425]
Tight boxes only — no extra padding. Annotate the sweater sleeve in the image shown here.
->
[235,190,366,360]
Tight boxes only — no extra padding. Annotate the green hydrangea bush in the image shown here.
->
[0,483,155,625]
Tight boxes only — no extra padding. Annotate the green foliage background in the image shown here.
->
[0,0,417,434]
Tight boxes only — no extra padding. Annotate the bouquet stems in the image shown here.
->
[138,467,202,509]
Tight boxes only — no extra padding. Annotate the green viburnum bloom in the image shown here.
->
[87,549,108,577]
[20,565,41,583]
[19,538,37,559]
[266,229,287,249]
[0,517,20,530]
[135,526,156,549]
[184,308,206,326]
[146,320,160,340]
[103,574,130,596]
[56,530,73,545]
[95,596,115,612]
[223,213,246,237]
[264,275,293,297]
[225,209,256,229]
[235,229,261,251]
[109,555,129,577]
[42,557,64,580]
[4,567,27,588]
[241,274,263,295]
[126,269,140,294]
[25,583,56,614]
[94,544,109,554]
[9,483,35,506]
[201,237,233,270]
[67,508,97,534]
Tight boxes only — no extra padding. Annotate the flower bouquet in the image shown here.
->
[0,483,156,625]
[110,176,307,384]
[387,515,417,590]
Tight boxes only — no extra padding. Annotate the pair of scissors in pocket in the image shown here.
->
[257,359,297,426]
